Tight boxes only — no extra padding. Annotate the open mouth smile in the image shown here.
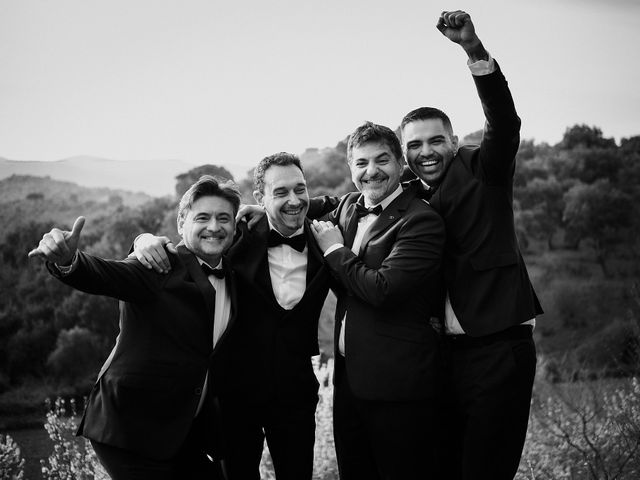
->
[282,206,305,216]
[363,178,387,186]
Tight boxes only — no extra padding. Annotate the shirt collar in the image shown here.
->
[364,184,403,210]
[266,216,304,237]
[196,257,223,270]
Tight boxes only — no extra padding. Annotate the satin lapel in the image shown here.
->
[342,199,360,249]
[304,219,323,283]
[236,217,280,305]
[357,189,411,256]
[212,256,235,355]
[238,217,271,286]
[429,185,441,212]
[428,151,459,212]
[178,244,215,333]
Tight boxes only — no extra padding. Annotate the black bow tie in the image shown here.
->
[267,230,306,252]
[417,182,434,201]
[201,263,225,279]
[355,203,383,218]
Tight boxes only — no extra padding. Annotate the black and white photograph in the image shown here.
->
[1,1,639,479]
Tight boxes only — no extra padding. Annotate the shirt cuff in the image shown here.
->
[468,51,495,76]
[55,251,79,276]
[323,244,344,257]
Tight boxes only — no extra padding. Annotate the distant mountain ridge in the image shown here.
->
[0,156,198,197]
[0,175,160,243]
[0,175,152,206]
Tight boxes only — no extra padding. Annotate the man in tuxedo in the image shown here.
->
[310,122,445,480]
[28,175,241,480]
[399,11,543,479]
[133,152,331,480]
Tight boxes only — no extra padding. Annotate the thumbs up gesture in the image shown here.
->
[28,216,86,265]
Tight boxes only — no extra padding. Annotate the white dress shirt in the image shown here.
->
[266,219,308,310]
[195,258,232,416]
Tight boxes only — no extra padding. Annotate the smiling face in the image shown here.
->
[254,164,309,236]
[402,118,458,187]
[177,195,235,265]
[349,141,404,205]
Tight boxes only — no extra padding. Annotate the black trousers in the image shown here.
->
[444,325,537,480]
[90,413,223,480]
[333,359,441,480]
[220,397,318,480]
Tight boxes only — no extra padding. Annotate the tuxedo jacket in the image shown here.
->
[323,187,445,402]
[220,216,331,406]
[48,245,236,460]
[407,64,542,336]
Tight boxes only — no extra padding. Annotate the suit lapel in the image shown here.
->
[304,219,323,283]
[357,188,412,255]
[342,200,360,249]
[238,217,271,285]
[235,217,282,306]
[177,244,216,334]
[212,256,236,355]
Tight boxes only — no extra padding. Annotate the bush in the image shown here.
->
[518,377,640,479]
[47,327,103,383]
[0,434,25,479]
[40,397,107,480]
[573,317,640,377]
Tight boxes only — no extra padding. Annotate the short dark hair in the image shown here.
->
[253,152,304,193]
[400,107,454,136]
[347,121,403,162]
[177,175,241,220]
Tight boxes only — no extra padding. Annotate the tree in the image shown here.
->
[514,155,549,188]
[620,135,640,155]
[563,180,632,276]
[53,290,118,351]
[559,124,616,150]
[461,129,483,146]
[47,327,103,383]
[301,147,355,197]
[516,177,564,249]
[549,147,622,185]
[175,165,234,197]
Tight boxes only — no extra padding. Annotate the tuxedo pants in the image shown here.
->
[333,361,440,480]
[221,397,318,480]
[445,325,537,480]
[90,413,223,480]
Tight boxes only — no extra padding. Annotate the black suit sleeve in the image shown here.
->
[306,195,341,220]
[48,251,163,302]
[323,207,444,308]
[474,63,521,185]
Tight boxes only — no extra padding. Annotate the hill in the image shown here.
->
[0,175,157,242]
[0,156,198,197]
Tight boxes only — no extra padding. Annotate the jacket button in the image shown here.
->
[194,387,202,395]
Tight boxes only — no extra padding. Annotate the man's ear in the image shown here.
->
[253,190,264,206]
[176,216,184,236]
[451,135,459,152]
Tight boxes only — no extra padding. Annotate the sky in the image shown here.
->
[1,0,639,180]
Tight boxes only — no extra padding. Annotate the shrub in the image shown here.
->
[518,377,640,479]
[573,317,640,377]
[40,397,107,480]
[0,434,25,479]
[46,327,103,383]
